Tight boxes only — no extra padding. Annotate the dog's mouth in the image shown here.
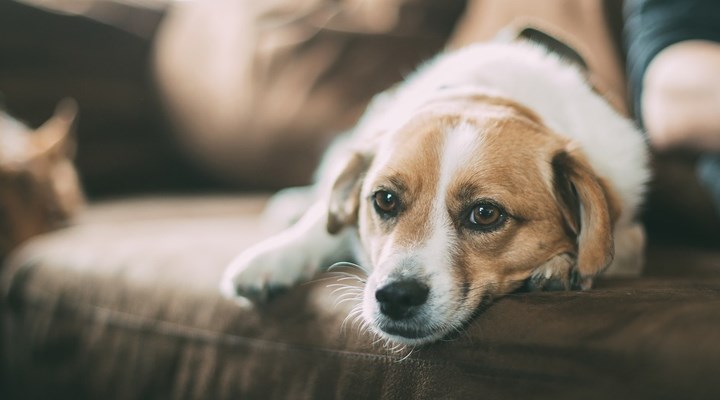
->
[365,290,497,345]
[377,322,436,340]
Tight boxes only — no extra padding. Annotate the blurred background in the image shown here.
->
[1,2,719,398]
[0,0,718,243]
[0,0,464,197]
[1,0,211,196]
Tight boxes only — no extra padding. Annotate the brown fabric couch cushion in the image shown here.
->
[2,196,720,399]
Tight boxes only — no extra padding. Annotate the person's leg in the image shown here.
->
[625,0,720,221]
[154,0,465,189]
[642,40,720,152]
[448,0,628,114]
[625,0,720,147]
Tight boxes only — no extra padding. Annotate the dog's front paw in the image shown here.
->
[220,238,317,303]
[525,253,593,291]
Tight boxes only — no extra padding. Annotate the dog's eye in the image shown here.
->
[373,190,399,217]
[468,203,505,230]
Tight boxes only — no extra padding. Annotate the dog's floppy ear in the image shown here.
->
[327,152,372,234]
[552,147,620,281]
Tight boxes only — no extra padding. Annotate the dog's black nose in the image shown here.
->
[375,280,429,320]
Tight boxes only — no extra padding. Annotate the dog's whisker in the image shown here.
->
[396,345,416,362]
[382,340,391,351]
[335,297,362,307]
[332,289,361,301]
[372,336,385,348]
[327,261,369,275]
[342,304,362,323]
[336,296,362,306]
[355,315,369,334]
[325,271,363,280]
[326,282,362,289]
[327,283,350,290]
[329,285,360,296]
[336,276,365,283]
[316,272,365,286]
[388,340,407,356]
[328,285,347,296]
[361,321,372,337]
[321,270,354,276]
[395,345,409,355]
[336,291,362,299]
[327,282,362,291]
[348,310,364,333]
[329,288,351,298]
[332,294,362,305]
[301,274,356,286]
[333,290,363,300]
[340,308,359,332]
[348,311,362,333]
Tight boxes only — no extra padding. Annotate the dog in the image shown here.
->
[220,36,649,346]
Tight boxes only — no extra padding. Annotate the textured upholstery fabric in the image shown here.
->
[2,196,720,399]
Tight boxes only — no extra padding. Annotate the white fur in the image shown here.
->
[422,123,479,316]
[220,202,351,301]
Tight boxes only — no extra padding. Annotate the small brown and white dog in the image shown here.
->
[220,38,649,345]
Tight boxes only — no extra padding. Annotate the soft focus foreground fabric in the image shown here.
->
[154,0,466,189]
[2,196,720,400]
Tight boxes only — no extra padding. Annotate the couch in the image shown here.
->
[2,194,720,399]
[2,1,720,399]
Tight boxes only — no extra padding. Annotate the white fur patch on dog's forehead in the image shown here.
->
[438,122,482,191]
[364,118,484,195]
[422,122,482,274]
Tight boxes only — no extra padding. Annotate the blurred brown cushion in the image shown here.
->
[2,195,720,399]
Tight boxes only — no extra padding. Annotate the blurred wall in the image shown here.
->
[0,1,220,197]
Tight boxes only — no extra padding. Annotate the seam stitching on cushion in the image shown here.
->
[14,295,580,383]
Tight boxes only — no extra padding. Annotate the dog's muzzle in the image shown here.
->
[372,278,437,339]
[375,279,429,320]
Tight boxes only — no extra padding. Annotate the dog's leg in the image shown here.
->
[262,185,316,230]
[525,222,646,292]
[525,253,588,291]
[603,222,645,277]
[220,127,372,303]
[220,200,353,302]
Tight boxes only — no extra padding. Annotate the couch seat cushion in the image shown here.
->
[2,195,720,399]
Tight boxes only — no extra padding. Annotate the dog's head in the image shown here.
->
[327,95,620,345]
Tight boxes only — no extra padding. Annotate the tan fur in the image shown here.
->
[553,148,617,277]
[354,95,620,307]
[327,153,371,234]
